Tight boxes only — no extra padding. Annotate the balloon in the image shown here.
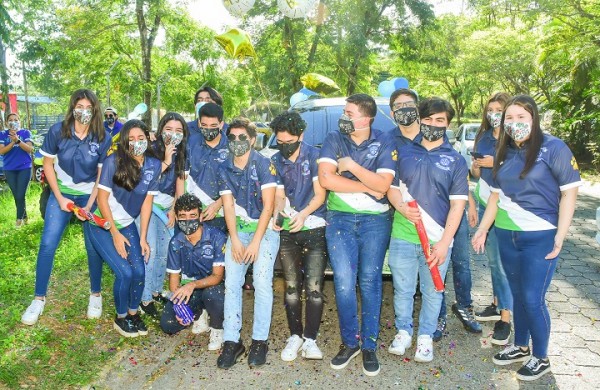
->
[278,0,318,18]
[215,28,256,60]
[392,77,409,89]
[290,92,308,107]
[300,73,340,95]
[222,0,255,17]
[377,80,395,98]
[299,87,317,96]
[128,103,148,119]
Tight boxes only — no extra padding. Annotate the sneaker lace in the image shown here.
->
[525,357,540,369]
[502,344,520,355]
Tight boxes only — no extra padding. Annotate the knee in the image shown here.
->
[252,273,273,292]
[284,284,301,302]
[160,316,181,335]
[307,289,324,305]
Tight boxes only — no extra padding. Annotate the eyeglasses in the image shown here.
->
[392,101,417,110]
[227,133,249,142]
[105,115,115,119]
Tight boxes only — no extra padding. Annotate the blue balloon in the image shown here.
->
[299,87,317,96]
[290,92,309,107]
[393,77,409,89]
[378,80,395,98]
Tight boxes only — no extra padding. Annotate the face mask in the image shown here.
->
[105,116,115,125]
[487,112,502,128]
[393,107,418,127]
[278,140,301,159]
[228,140,251,157]
[195,102,206,117]
[420,123,446,142]
[178,218,201,235]
[8,121,20,131]
[129,139,148,156]
[338,114,355,134]
[504,121,531,142]
[74,108,93,126]
[200,127,220,142]
[162,131,184,147]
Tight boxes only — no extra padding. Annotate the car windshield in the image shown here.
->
[464,125,479,140]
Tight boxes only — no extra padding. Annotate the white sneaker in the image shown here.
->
[87,294,102,319]
[388,330,412,356]
[415,335,434,362]
[281,335,304,361]
[208,328,224,351]
[192,310,209,334]
[22,299,45,325]
[301,338,323,360]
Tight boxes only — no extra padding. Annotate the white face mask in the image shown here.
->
[504,121,532,142]
[8,120,20,131]
[162,131,184,147]
[487,112,502,128]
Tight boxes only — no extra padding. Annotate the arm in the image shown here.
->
[17,140,34,154]
[272,186,286,231]
[467,192,478,227]
[202,197,223,221]
[0,140,14,155]
[244,186,276,263]
[545,187,578,259]
[43,156,72,211]
[429,199,466,267]
[318,161,374,193]
[169,272,181,293]
[221,193,244,262]
[288,179,327,233]
[387,186,421,223]
[338,157,394,193]
[171,266,225,304]
[471,191,500,253]
[139,194,154,262]
[84,167,102,211]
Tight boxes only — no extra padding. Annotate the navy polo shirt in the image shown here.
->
[473,129,497,206]
[218,149,279,232]
[96,153,162,228]
[0,129,33,170]
[104,121,123,138]
[154,163,177,210]
[271,142,326,230]
[389,126,414,151]
[166,226,226,283]
[318,128,397,214]
[40,122,112,195]
[490,134,582,231]
[390,139,469,245]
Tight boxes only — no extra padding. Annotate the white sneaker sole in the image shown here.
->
[87,310,102,319]
[208,343,223,351]
[21,316,39,326]
[415,354,433,363]
[516,367,551,381]
[492,355,530,366]
[302,351,323,360]
[362,365,380,376]
[491,335,511,346]
[330,349,361,370]
[388,346,408,356]
[281,345,302,362]
[475,314,501,322]
[113,322,139,338]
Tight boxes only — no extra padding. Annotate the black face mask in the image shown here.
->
[338,114,355,134]
[278,140,301,159]
[200,127,220,142]
[105,117,115,125]
[177,218,201,235]
[420,123,446,142]
[393,107,418,127]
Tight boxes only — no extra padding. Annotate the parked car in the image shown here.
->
[453,122,480,170]
[0,154,4,180]
[31,133,46,182]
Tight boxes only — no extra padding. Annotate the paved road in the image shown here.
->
[92,190,600,390]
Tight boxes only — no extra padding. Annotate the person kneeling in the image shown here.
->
[160,193,226,351]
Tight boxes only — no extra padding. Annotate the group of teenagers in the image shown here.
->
[15,84,580,382]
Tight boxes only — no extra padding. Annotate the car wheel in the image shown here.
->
[35,166,44,182]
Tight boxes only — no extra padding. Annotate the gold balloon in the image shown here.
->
[300,73,341,95]
[215,28,257,60]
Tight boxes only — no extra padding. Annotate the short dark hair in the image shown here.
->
[174,193,203,214]
[346,93,377,118]
[389,88,419,110]
[418,97,455,123]
[227,117,257,138]
[199,103,224,122]
[270,111,306,136]
[194,86,223,106]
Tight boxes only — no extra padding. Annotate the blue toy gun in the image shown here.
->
[172,299,194,325]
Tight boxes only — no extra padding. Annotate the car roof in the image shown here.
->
[291,96,391,110]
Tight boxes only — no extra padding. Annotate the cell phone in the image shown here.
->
[470,151,484,159]
[275,212,285,227]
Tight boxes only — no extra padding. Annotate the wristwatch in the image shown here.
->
[15,139,21,144]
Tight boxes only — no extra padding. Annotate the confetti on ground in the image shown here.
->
[128,357,138,366]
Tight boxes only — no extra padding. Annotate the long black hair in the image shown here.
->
[61,89,105,142]
[474,92,511,148]
[113,119,156,191]
[493,95,543,180]
[154,112,188,179]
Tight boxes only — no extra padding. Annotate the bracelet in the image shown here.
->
[162,161,171,167]
[15,139,21,145]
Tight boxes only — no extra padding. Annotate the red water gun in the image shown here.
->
[67,202,111,230]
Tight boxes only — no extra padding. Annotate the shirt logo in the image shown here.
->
[301,160,310,176]
[391,149,398,161]
[89,141,100,156]
[269,162,277,176]
[143,169,154,185]
[217,148,228,162]
[201,244,214,259]
[435,154,455,171]
[366,142,381,159]
[536,147,548,162]
[571,156,579,171]
[251,163,259,181]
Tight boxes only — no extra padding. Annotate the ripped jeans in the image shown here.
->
[279,227,328,340]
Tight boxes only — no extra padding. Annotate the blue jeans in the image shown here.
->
[223,229,280,342]
[496,228,557,359]
[161,284,225,334]
[4,168,31,219]
[34,192,101,297]
[326,211,391,350]
[389,238,451,337]
[478,201,513,311]
[85,223,146,316]
[136,212,170,302]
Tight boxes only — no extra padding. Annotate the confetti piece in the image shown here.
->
[128,357,138,365]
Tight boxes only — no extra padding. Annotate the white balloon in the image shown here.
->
[222,0,255,17]
[278,0,318,19]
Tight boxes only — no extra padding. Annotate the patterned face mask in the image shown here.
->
[338,114,355,134]
[200,127,220,142]
[228,140,251,157]
[73,108,93,126]
[487,112,502,128]
[8,121,20,131]
[177,218,201,235]
[420,123,446,142]
[504,121,532,142]
[393,107,418,127]
[162,131,184,147]
[129,139,148,156]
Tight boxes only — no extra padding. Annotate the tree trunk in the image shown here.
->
[0,35,9,114]
[306,1,325,71]
[136,0,161,127]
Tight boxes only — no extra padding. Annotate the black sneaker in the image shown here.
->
[516,357,551,381]
[113,315,138,338]
[247,339,268,367]
[153,294,169,304]
[432,316,447,342]
[491,320,511,345]
[452,304,482,333]
[330,344,361,370]
[217,341,245,369]
[362,349,380,376]
[128,313,148,336]
[475,303,501,321]
[493,344,531,366]
[140,301,159,318]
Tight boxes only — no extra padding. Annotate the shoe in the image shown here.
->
[493,344,531,366]
[247,339,268,367]
[491,320,511,345]
[432,317,447,342]
[516,357,551,381]
[128,313,148,336]
[452,304,482,333]
[208,328,224,351]
[362,349,380,376]
[301,338,323,360]
[113,315,139,338]
[87,294,102,319]
[192,310,210,334]
[153,293,169,304]
[330,344,361,370]
[140,301,159,318]
[475,303,501,321]
[415,335,434,362]
[15,219,24,228]
[388,330,412,356]
[281,335,304,361]
[21,299,45,325]
[217,341,245,369]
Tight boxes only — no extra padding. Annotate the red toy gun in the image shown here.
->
[67,203,111,230]
[407,199,445,292]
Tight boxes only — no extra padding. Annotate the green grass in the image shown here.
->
[0,183,147,389]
